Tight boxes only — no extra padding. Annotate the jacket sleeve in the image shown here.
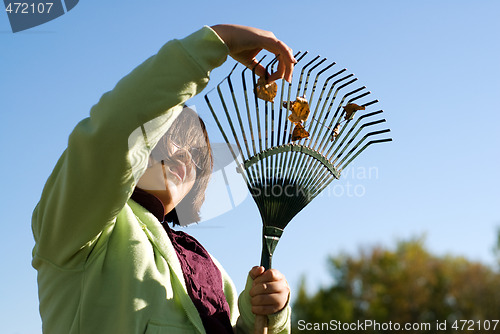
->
[32,26,229,269]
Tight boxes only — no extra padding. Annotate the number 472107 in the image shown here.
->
[5,2,54,14]
[452,320,499,331]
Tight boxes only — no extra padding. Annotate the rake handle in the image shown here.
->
[254,230,275,334]
[255,245,271,334]
[254,315,269,334]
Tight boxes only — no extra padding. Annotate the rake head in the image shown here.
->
[205,52,391,269]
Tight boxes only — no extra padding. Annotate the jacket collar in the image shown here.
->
[131,187,166,222]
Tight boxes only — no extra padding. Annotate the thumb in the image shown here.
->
[249,266,265,280]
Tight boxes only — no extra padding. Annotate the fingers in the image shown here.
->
[250,280,288,297]
[250,287,289,315]
[247,55,292,83]
[249,266,265,280]
[261,39,296,83]
[268,55,286,83]
[246,59,269,79]
[252,268,285,285]
[249,268,290,315]
[212,24,295,83]
[267,49,295,83]
[251,295,288,315]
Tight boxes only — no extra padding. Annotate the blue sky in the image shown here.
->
[1,1,499,333]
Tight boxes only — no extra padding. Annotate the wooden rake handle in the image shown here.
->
[254,314,268,334]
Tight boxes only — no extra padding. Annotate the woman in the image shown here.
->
[32,24,296,333]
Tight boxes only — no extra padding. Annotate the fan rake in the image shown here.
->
[205,52,391,333]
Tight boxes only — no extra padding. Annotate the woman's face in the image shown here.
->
[137,107,211,218]
[137,144,197,215]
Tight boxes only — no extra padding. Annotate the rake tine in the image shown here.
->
[285,51,318,179]
[305,111,385,193]
[309,171,336,201]
[281,80,294,145]
[290,146,313,186]
[251,56,268,185]
[323,91,373,156]
[362,100,379,108]
[242,66,257,157]
[348,91,371,102]
[328,80,360,119]
[306,165,333,200]
[331,118,387,163]
[310,109,388,192]
[335,87,367,115]
[283,55,319,183]
[339,138,393,172]
[302,149,339,196]
[326,109,383,156]
[308,68,347,142]
[262,58,278,185]
[310,74,355,150]
[330,123,386,164]
[316,83,364,153]
[251,57,267,153]
[299,143,342,199]
[335,129,392,169]
[298,89,374,190]
[301,135,342,190]
[265,56,279,79]
[227,73,251,159]
[305,108,380,189]
[297,75,358,184]
[204,94,233,158]
[267,58,280,186]
[266,57,279,148]
[296,55,320,99]
[282,53,315,158]
[284,147,299,182]
[276,81,287,183]
[282,53,315,165]
[296,143,338,191]
[278,80,295,186]
[308,61,336,107]
[280,52,308,146]
[301,57,327,98]
[204,93,250,187]
[292,66,356,177]
[299,155,328,193]
[216,83,244,158]
[285,144,304,183]
[295,154,320,189]
[267,58,280,184]
[288,156,312,216]
[295,59,331,151]
[276,51,304,181]
[228,65,261,185]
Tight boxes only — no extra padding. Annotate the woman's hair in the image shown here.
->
[153,107,213,226]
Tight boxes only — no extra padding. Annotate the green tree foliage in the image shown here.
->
[293,236,500,333]
[494,226,500,267]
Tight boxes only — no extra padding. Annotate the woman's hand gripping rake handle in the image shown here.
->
[253,227,286,334]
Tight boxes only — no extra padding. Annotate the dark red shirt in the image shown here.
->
[131,188,233,334]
